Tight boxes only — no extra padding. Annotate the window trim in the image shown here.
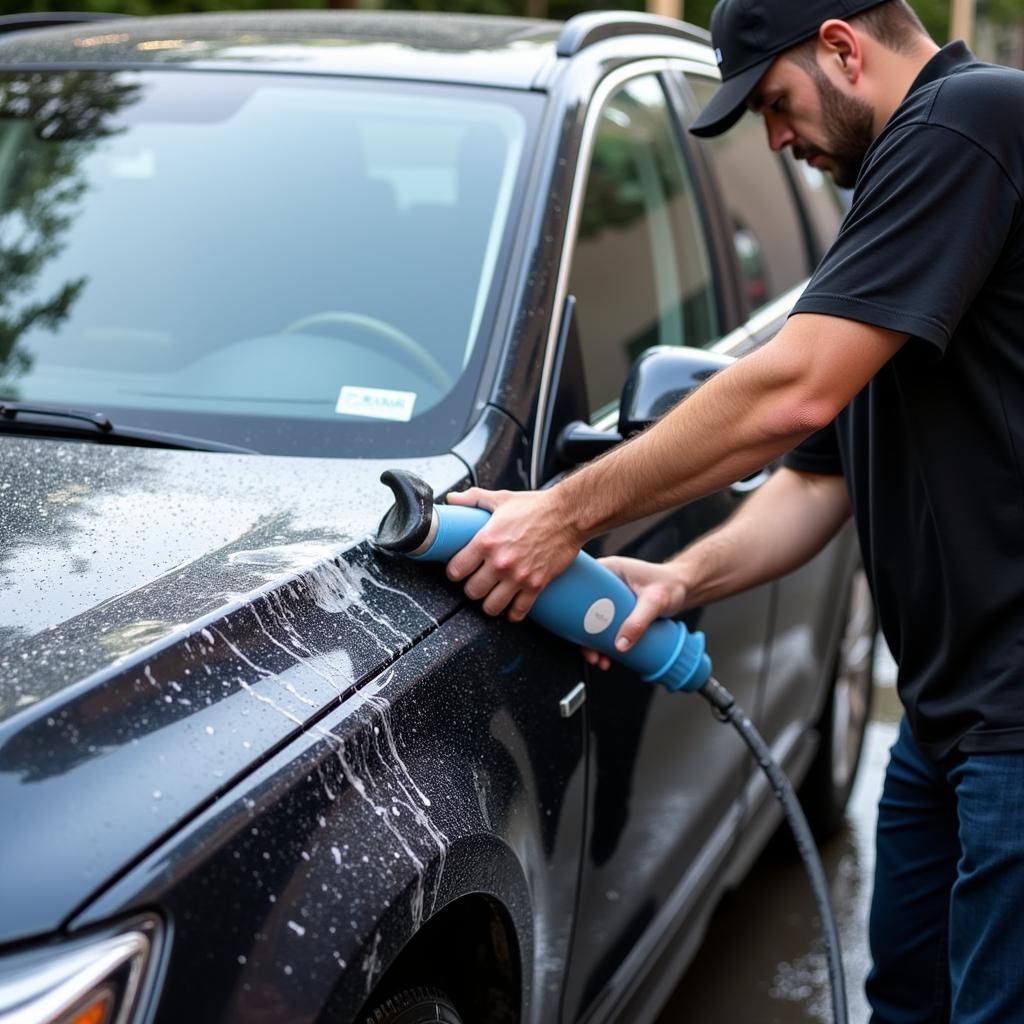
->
[714,280,806,354]
[531,57,717,488]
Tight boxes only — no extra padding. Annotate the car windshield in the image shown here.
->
[0,69,538,456]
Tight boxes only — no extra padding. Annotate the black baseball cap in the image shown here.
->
[690,0,885,137]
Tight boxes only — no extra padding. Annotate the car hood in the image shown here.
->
[0,437,469,944]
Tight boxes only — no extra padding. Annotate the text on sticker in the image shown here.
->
[335,386,417,422]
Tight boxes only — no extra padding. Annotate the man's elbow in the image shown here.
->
[762,391,841,445]
[755,313,908,442]
[744,334,845,442]
[786,393,842,436]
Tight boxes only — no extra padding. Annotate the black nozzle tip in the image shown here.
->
[375,469,435,553]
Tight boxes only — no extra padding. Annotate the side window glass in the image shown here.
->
[788,154,847,256]
[686,74,810,314]
[569,74,718,421]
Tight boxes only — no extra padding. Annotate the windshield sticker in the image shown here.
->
[335,386,417,422]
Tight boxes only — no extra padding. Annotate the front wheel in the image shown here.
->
[800,566,876,840]
[365,987,464,1024]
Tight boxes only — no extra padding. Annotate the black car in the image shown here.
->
[0,10,873,1024]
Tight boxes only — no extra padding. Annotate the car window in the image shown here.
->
[569,74,718,421]
[0,70,540,457]
[685,74,810,315]
[787,155,847,258]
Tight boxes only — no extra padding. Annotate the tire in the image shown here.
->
[800,566,877,840]
[364,986,465,1024]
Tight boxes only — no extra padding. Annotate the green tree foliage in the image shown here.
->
[0,71,140,396]
[655,0,1019,40]
[0,0,334,15]
[0,1,1020,46]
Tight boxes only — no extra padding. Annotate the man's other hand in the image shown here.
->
[445,487,584,621]
[581,557,688,670]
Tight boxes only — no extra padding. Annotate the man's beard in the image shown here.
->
[795,67,875,189]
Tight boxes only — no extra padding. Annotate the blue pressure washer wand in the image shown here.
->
[375,470,849,1024]
[375,469,711,693]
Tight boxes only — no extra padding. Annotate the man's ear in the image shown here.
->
[818,18,863,83]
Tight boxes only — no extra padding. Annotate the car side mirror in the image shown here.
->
[555,345,734,469]
[617,345,734,437]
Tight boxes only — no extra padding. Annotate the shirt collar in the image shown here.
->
[906,40,977,98]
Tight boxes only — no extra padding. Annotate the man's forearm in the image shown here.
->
[576,467,853,657]
[671,467,852,609]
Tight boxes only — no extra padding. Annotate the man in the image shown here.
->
[444,0,1024,1020]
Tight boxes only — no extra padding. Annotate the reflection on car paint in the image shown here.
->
[0,437,464,720]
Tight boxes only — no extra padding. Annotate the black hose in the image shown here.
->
[699,676,849,1024]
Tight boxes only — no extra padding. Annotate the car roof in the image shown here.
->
[0,11,568,89]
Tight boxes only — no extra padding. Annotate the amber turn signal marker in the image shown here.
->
[65,992,112,1024]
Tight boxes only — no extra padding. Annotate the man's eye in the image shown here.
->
[770,98,785,113]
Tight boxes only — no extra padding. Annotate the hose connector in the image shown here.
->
[643,629,712,692]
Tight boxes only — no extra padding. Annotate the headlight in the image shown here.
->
[0,915,162,1024]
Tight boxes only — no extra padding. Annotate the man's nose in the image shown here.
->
[764,111,796,152]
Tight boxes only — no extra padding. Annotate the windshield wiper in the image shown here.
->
[0,401,257,454]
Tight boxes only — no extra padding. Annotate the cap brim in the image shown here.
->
[689,55,775,138]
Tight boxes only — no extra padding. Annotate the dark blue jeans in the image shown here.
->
[867,716,1024,1023]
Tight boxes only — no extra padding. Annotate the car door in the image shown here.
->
[540,68,777,1022]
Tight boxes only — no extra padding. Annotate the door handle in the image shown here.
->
[730,468,771,495]
[560,682,587,718]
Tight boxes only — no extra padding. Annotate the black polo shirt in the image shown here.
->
[783,42,1024,761]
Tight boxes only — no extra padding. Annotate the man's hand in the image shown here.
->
[581,557,688,671]
[445,487,584,621]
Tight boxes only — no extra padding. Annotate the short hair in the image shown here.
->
[786,0,930,70]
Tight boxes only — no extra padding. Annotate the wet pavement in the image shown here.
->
[656,641,901,1023]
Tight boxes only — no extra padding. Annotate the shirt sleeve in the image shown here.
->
[791,123,1020,352]
[782,423,843,476]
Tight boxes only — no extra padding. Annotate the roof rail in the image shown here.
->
[556,11,710,58]
[0,12,132,37]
